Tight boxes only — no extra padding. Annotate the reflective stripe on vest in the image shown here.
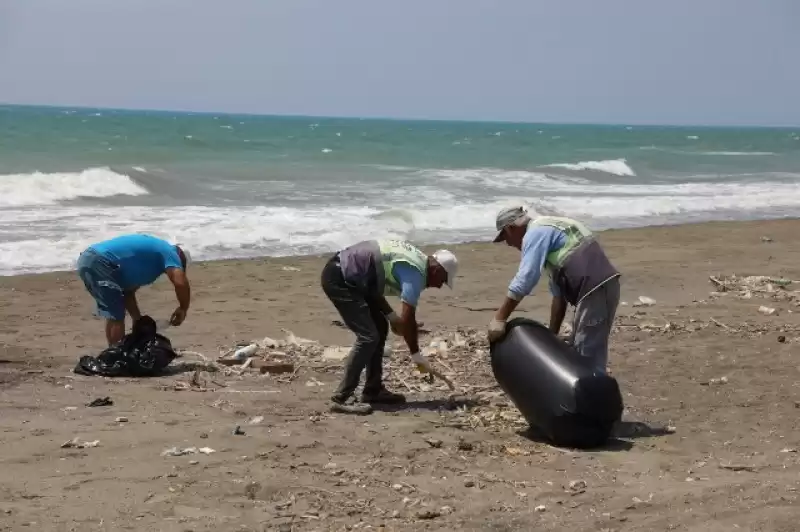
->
[377,239,428,296]
[529,216,594,272]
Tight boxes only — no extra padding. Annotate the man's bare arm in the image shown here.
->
[549,295,568,334]
[123,290,141,322]
[165,267,191,311]
[399,301,420,354]
[494,296,522,322]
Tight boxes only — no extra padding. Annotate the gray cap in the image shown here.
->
[493,205,527,242]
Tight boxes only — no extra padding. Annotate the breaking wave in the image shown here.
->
[542,158,636,177]
[0,167,149,207]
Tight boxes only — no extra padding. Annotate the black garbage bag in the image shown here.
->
[74,316,178,377]
[490,317,623,449]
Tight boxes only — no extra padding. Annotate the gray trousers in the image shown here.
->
[569,277,620,373]
[321,256,388,400]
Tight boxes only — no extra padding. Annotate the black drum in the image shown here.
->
[490,317,623,448]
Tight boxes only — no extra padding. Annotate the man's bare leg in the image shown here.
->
[105,319,125,346]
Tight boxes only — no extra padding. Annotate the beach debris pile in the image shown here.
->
[708,274,798,303]
[213,328,329,375]
[607,273,800,341]
[383,328,528,432]
[199,325,531,432]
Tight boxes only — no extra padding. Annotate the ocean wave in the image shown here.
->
[0,167,149,207]
[421,168,591,190]
[3,176,800,275]
[543,180,800,219]
[699,151,776,156]
[541,158,636,177]
[639,146,776,157]
[0,201,511,275]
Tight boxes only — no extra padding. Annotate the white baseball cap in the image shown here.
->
[432,249,458,289]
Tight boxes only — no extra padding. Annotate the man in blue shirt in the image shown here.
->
[76,234,192,346]
[488,206,621,372]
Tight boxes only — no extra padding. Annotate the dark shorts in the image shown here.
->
[76,249,126,321]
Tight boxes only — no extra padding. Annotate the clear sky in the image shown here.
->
[1,0,798,126]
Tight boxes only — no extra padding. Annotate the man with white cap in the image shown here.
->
[76,234,192,346]
[488,206,620,373]
[321,239,458,414]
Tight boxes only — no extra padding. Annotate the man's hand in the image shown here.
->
[488,296,521,343]
[487,319,507,343]
[170,306,187,326]
[411,352,433,373]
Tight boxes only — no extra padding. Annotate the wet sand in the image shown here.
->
[2,219,800,531]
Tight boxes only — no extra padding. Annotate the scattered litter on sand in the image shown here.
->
[152,274,800,441]
[322,346,350,361]
[635,296,657,307]
[709,274,795,301]
[86,397,113,407]
[164,281,800,439]
[61,437,100,449]
[161,446,216,457]
[210,328,458,390]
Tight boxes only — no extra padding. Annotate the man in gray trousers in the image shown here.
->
[487,206,621,373]
[321,239,458,414]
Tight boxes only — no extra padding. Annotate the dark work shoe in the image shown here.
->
[361,388,407,404]
[330,395,373,415]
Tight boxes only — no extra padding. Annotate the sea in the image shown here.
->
[1,104,799,276]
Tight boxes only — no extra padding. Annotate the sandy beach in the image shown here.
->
[3,218,800,531]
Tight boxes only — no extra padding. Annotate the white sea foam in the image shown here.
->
[3,175,800,275]
[3,165,800,276]
[542,158,636,177]
[0,168,149,207]
[424,168,576,190]
[640,147,776,157]
[699,151,775,156]
[542,180,800,219]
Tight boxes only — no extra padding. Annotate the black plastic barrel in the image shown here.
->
[489,317,623,448]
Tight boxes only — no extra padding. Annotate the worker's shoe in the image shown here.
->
[361,387,406,404]
[330,394,372,415]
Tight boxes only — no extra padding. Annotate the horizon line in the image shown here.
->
[1,101,798,130]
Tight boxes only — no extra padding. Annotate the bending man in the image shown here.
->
[321,239,458,415]
[77,234,192,346]
[488,206,620,373]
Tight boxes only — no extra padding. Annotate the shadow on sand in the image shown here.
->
[370,395,483,413]
[513,420,673,452]
[158,360,219,377]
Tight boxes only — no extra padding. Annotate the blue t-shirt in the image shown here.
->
[91,234,183,289]
[508,224,568,301]
[392,262,425,307]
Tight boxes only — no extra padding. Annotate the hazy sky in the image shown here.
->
[1,1,798,125]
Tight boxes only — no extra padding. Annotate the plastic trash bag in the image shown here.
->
[74,316,178,377]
